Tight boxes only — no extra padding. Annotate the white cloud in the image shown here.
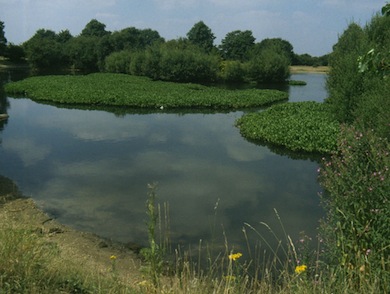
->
[3,137,51,166]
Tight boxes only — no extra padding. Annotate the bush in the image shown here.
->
[319,125,390,291]
[104,50,132,73]
[218,60,247,83]
[325,23,368,123]
[247,49,290,83]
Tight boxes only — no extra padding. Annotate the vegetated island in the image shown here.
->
[4,73,288,109]
[236,101,339,154]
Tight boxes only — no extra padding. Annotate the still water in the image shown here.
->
[0,73,327,252]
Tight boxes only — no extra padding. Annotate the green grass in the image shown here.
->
[4,73,288,109]
[236,101,340,154]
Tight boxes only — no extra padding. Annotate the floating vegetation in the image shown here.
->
[5,73,288,109]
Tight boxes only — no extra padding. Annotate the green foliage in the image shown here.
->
[109,27,163,52]
[358,13,390,78]
[219,30,255,61]
[157,43,219,83]
[104,50,133,73]
[382,2,390,16]
[319,126,390,292]
[236,102,339,153]
[292,53,329,66]
[141,183,165,287]
[80,19,110,37]
[187,21,216,53]
[5,73,288,109]
[218,60,247,83]
[252,38,294,63]
[326,23,368,123]
[6,43,25,62]
[66,36,99,72]
[247,49,290,83]
[0,20,7,56]
[23,29,69,70]
[327,10,390,139]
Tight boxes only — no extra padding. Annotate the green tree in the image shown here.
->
[219,30,255,61]
[247,49,290,83]
[6,43,25,62]
[0,20,7,56]
[326,23,368,123]
[56,29,73,43]
[23,29,66,70]
[104,50,132,73]
[186,21,216,53]
[66,36,99,72]
[81,19,110,37]
[253,38,294,63]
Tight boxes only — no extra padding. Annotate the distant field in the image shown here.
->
[290,66,330,74]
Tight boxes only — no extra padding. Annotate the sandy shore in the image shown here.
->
[290,65,329,74]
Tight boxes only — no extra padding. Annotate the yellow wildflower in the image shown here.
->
[110,255,117,260]
[228,252,242,261]
[295,264,307,274]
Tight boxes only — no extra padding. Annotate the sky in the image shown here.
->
[0,0,386,56]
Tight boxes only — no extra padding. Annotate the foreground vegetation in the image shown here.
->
[4,73,288,109]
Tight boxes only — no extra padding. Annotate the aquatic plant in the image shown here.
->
[4,73,288,109]
[236,101,339,153]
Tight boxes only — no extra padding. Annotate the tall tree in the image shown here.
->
[254,38,294,63]
[0,20,7,56]
[81,19,110,37]
[219,30,255,61]
[187,21,215,52]
[56,29,73,43]
[23,29,66,69]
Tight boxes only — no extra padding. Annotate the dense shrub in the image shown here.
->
[247,49,290,83]
[319,126,390,291]
[104,50,132,73]
[325,23,368,123]
[218,60,247,83]
[125,42,220,83]
[326,12,390,135]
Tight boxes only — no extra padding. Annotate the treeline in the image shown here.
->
[0,19,327,83]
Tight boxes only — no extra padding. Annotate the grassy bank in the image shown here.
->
[1,180,387,293]
[4,73,288,109]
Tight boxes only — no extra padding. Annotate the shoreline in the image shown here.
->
[0,176,144,285]
[290,65,329,74]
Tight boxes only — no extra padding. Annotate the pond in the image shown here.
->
[0,73,327,255]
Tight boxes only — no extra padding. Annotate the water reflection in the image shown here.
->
[0,73,327,254]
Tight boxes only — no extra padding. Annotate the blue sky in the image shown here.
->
[0,0,385,56]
